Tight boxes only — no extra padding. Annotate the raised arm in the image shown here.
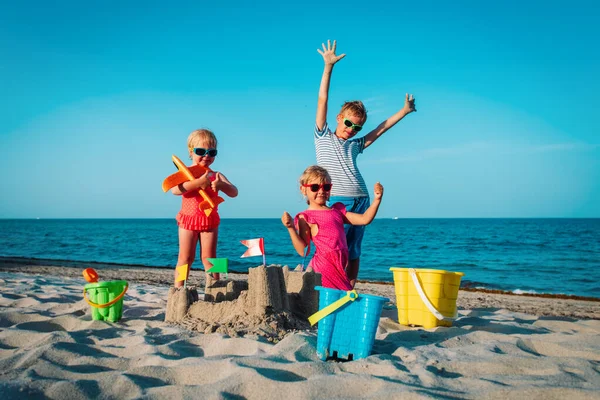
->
[344,182,384,225]
[316,40,346,131]
[363,94,416,149]
[282,212,310,256]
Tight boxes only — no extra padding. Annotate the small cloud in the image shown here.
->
[527,142,599,153]
[362,96,385,104]
[362,96,387,116]
[364,142,490,164]
[363,141,599,165]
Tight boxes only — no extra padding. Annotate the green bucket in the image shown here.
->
[83,280,128,322]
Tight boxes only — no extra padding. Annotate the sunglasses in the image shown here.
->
[192,147,218,157]
[343,118,363,132]
[302,183,333,192]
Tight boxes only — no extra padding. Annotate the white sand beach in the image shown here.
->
[1,263,599,399]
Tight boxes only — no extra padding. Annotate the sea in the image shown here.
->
[1,218,599,298]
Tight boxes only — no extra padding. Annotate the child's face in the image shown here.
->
[335,112,365,140]
[302,179,332,207]
[189,140,217,168]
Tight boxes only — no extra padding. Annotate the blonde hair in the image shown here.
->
[299,165,331,186]
[187,128,218,149]
[340,100,367,122]
[299,166,331,204]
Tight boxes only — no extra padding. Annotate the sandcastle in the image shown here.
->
[165,265,321,341]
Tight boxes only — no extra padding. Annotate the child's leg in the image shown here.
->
[346,260,359,287]
[346,225,366,287]
[174,227,199,287]
[199,228,219,280]
[344,197,370,288]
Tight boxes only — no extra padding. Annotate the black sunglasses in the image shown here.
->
[343,118,363,132]
[302,183,332,192]
[192,147,218,157]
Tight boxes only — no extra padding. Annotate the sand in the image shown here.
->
[1,260,599,399]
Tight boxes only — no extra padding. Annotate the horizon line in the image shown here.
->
[1,217,599,220]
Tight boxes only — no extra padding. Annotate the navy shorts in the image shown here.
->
[328,195,370,260]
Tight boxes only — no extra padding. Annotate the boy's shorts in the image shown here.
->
[328,195,370,260]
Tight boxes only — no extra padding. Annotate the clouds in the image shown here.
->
[363,141,599,165]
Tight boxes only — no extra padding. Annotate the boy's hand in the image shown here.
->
[403,93,417,114]
[374,182,384,200]
[317,40,346,66]
[281,211,294,228]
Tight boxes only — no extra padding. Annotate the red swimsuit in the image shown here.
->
[176,187,221,231]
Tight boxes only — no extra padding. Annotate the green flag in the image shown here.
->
[206,258,228,273]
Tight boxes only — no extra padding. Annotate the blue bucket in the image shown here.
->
[315,286,388,361]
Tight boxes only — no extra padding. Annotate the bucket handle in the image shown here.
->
[409,269,457,321]
[308,290,358,326]
[83,283,129,309]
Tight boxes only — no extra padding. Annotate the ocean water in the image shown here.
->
[1,218,599,298]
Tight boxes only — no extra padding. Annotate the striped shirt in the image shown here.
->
[314,122,368,197]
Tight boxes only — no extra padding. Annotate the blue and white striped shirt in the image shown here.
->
[314,122,368,197]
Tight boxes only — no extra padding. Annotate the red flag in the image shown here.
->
[240,238,265,258]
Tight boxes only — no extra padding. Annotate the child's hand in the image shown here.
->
[281,211,294,228]
[317,40,346,66]
[210,172,227,192]
[196,172,211,190]
[374,182,384,200]
[403,93,417,114]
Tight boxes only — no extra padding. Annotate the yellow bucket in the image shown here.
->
[390,267,464,328]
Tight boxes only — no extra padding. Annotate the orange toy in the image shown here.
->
[162,155,224,216]
[83,268,99,283]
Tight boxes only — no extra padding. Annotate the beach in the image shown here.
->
[1,261,599,399]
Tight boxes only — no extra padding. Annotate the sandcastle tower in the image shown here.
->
[247,265,289,313]
[164,265,321,337]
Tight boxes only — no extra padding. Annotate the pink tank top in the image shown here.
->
[295,203,352,290]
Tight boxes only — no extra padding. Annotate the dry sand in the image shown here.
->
[1,261,599,399]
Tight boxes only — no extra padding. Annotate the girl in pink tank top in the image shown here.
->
[282,165,384,290]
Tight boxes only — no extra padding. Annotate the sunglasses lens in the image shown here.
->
[194,148,217,157]
[306,183,332,192]
[344,119,362,131]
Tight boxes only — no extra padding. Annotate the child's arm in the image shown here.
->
[211,172,238,198]
[316,40,346,131]
[170,172,212,195]
[363,94,416,150]
[344,182,384,225]
[282,212,310,256]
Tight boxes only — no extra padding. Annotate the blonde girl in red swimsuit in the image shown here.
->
[171,129,238,287]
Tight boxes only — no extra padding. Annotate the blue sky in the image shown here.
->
[1,0,598,218]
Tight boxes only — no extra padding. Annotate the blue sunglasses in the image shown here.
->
[192,147,218,157]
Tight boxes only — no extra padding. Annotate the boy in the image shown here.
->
[314,40,416,288]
